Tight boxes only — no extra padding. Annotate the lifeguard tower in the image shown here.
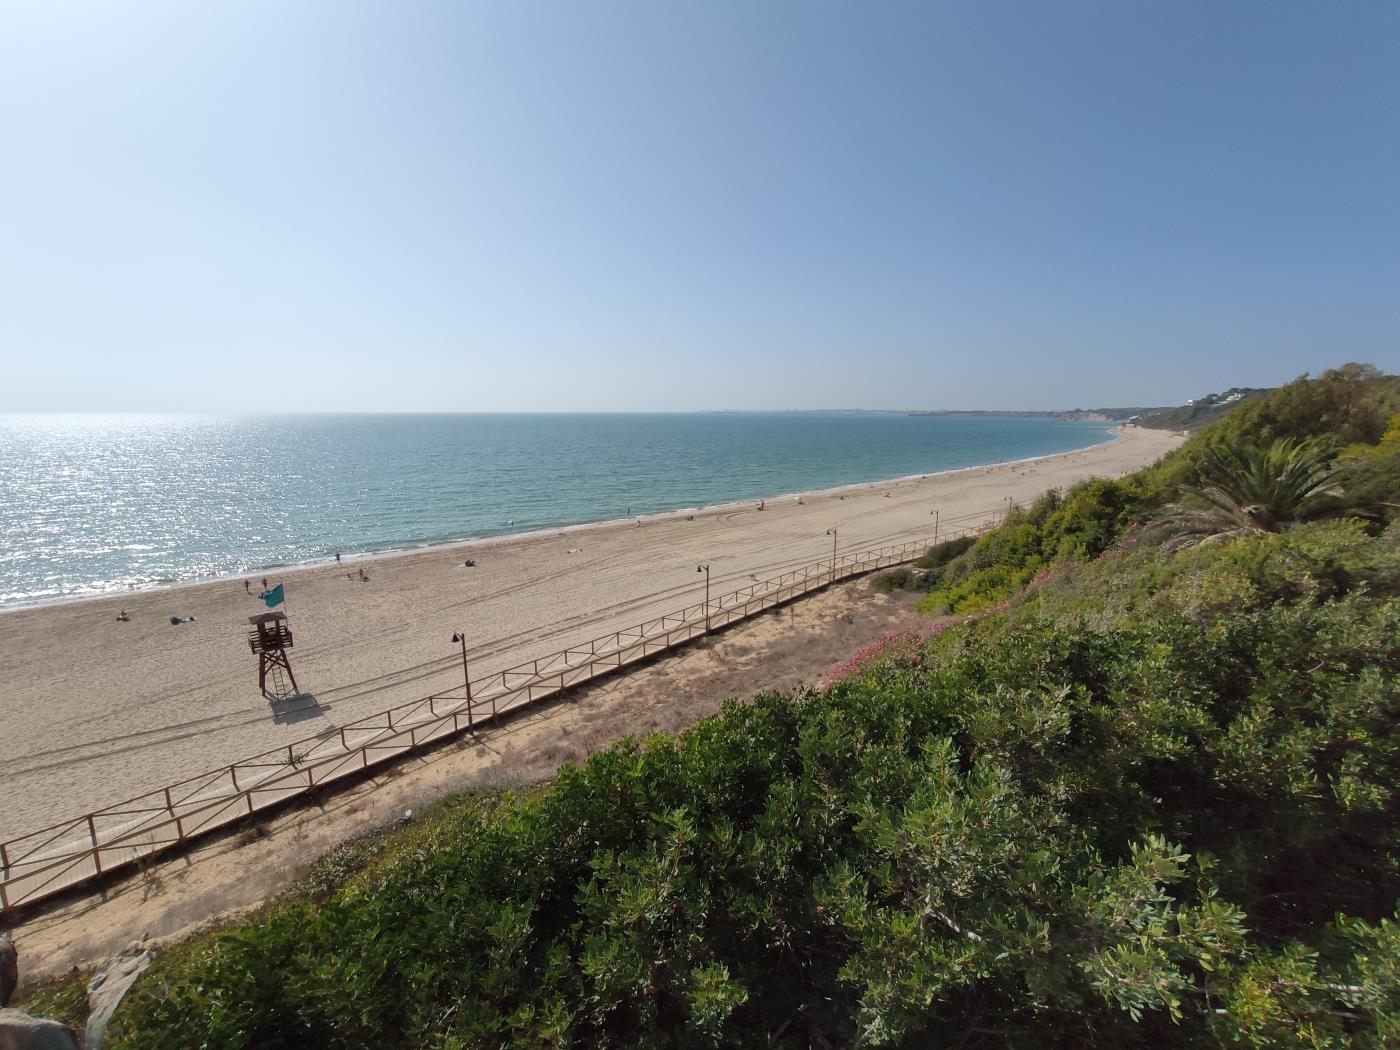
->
[248,611,299,701]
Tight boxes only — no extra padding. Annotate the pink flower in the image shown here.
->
[1097,522,1144,560]
[819,619,958,688]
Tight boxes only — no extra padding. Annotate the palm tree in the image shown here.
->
[1154,438,1340,549]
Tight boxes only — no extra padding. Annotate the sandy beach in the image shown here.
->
[0,425,1181,842]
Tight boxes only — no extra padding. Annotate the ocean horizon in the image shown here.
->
[0,412,1113,609]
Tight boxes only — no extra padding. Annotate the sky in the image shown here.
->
[2,1,1398,412]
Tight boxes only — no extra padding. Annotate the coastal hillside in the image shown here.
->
[910,386,1272,430]
[1131,386,1271,431]
[88,365,1400,1048]
[909,407,1171,421]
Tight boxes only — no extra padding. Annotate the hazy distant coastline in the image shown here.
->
[909,408,1161,422]
[910,386,1271,428]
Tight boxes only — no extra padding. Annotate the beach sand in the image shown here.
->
[0,425,1181,842]
[11,576,928,982]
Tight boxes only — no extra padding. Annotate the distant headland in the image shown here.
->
[910,386,1272,432]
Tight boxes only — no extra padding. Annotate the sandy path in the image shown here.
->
[0,425,1180,842]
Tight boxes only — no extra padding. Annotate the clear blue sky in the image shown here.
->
[3,1,1397,412]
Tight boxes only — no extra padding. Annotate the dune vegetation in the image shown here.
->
[99,366,1400,1048]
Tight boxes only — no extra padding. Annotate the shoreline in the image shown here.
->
[0,423,1180,843]
[0,427,1123,616]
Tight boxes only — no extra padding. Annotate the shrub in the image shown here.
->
[108,522,1400,1046]
[870,567,919,593]
[914,534,975,571]
[103,366,1400,1048]
[919,478,1144,614]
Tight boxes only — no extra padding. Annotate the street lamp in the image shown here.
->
[450,631,474,727]
[696,564,711,634]
[1003,496,1014,521]
[931,508,940,546]
[826,527,838,582]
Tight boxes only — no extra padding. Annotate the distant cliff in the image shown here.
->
[909,407,1166,422]
[1128,387,1271,430]
[910,387,1271,431]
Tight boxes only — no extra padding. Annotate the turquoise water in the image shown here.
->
[0,413,1111,607]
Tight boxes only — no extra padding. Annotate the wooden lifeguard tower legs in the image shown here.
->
[258,644,299,701]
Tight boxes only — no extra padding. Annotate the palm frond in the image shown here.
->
[1150,438,1340,549]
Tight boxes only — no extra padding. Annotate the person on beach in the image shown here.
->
[116,610,129,622]
[244,579,251,594]
[262,577,268,590]
[335,552,342,563]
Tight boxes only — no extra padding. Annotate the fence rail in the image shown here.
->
[0,525,990,914]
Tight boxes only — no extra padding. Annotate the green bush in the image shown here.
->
[108,521,1400,1048]
[918,478,1144,614]
[913,535,975,574]
[870,567,920,593]
[917,368,1400,617]
[1338,428,1400,524]
[1143,364,1400,497]
[103,367,1400,1048]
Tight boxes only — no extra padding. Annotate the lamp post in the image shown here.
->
[1003,496,1014,522]
[450,631,474,728]
[932,508,940,546]
[826,527,838,583]
[696,564,711,634]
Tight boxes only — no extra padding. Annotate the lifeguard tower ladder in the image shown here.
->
[248,611,299,701]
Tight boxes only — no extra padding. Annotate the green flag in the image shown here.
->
[262,583,285,608]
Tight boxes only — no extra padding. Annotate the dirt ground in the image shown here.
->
[8,576,924,987]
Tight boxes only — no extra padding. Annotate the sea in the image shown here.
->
[0,413,1113,608]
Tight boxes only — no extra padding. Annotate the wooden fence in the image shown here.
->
[0,527,985,915]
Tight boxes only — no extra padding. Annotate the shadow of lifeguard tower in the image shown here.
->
[248,611,300,701]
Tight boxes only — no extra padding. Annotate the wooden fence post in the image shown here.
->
[164,786,185,841]
[87,814,102,875]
